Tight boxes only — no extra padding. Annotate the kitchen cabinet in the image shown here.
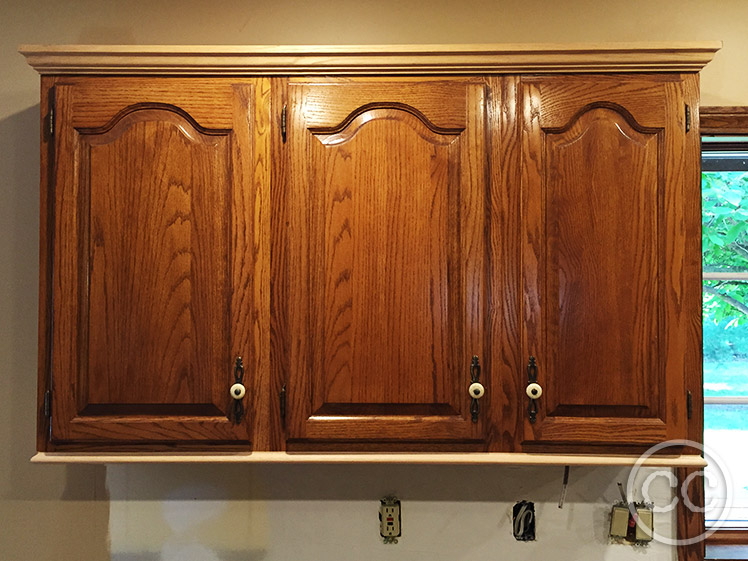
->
[37,77,268,448]
[21,44,717,459]
[519,74,701,449]
[279,78,494,448]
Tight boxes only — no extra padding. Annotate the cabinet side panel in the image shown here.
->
[37,77,56,451]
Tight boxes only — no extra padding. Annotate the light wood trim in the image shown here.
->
[19,42,721,75]
[30,451,708,466]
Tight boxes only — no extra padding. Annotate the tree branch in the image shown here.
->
[703,284,748,317]
[729,242,748,262]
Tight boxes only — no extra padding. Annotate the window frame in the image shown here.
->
[678,106,748,561]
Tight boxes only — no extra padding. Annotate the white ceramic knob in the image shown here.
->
[468,382,485,399]
[526,382,542,399]
[230,383,246,400]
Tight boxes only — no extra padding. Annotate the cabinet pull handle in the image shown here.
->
[526,356,541,424]
[231,356,246,424]
[469,355,483,423]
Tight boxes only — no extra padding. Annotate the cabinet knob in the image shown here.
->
[526,382,542,399]
[468,382,485,399]
[230,383,246,400]
[232,356,246,423]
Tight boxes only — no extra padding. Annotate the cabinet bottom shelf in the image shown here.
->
[30,451,707,467]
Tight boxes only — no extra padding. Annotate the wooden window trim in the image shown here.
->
[701,106,748,135]
[681,106,748,561]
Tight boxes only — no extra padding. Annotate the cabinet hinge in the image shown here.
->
[281,104,287,143]
[686,390,693,419]
[43,390,51,418]
[685,104,691,133]
[47,107,54,137]
[279,384,287,421]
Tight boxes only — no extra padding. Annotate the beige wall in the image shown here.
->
[1,1,745,559]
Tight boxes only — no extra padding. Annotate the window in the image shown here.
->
[702,135,748,531]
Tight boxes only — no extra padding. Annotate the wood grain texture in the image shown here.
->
[47,78,264,447]
[37,77,56,451]
[19,42,722,75]
[677,467,707,561]
[520,74,692,446]
[701,106,748,134]
[281,79,491,446]
[490,76,523,451]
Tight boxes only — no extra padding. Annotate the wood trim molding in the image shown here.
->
[30,452,709,465]
[19,42,721,75]
[707,531,748,546]
[701,107,748,134]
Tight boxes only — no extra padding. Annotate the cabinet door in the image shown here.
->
[520,75,696,447]
[47,78,266,446]
[280,79,491,447]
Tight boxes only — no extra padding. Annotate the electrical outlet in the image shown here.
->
[379,496,401,543]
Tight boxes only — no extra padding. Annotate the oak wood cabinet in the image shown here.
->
[519,74,702,448]
[38,77,268,448]
[22,44,717,457]
[280,78,493,448]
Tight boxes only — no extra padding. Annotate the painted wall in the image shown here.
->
[2,1,745,559]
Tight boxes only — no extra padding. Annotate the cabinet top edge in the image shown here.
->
[18,42,722,75]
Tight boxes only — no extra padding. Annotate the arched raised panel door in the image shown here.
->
[520,75,696,447]
[281,79,492,448]
[49,79,263,446]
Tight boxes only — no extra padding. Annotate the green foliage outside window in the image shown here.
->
[702,171,748,394]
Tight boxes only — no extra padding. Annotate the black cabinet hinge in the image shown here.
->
[47,107,55,137]
[43,390,51,418]
[281,104,287,143]
[685,104,691,133]
[687,390,693,419]
[279,384,287,421]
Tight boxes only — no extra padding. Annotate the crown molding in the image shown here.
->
[19,42,722,75]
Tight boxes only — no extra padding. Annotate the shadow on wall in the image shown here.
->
[103,463,653,561]
[0,105,110,560]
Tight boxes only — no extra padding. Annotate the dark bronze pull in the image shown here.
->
[469,355,484,423]
[230,356,246,424]
[526,356,541,424]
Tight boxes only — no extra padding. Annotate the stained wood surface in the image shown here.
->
[37,70,703,454]
[45,78,267,446]
[280,78,492,446]
[701,106,748,134]
[520,74,695,445]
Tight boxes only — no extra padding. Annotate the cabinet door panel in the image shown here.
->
[49,79,262,445]
[282,79,490,446]
[521,75,691,446]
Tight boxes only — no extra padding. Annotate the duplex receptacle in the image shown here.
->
[379,496,401,542]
